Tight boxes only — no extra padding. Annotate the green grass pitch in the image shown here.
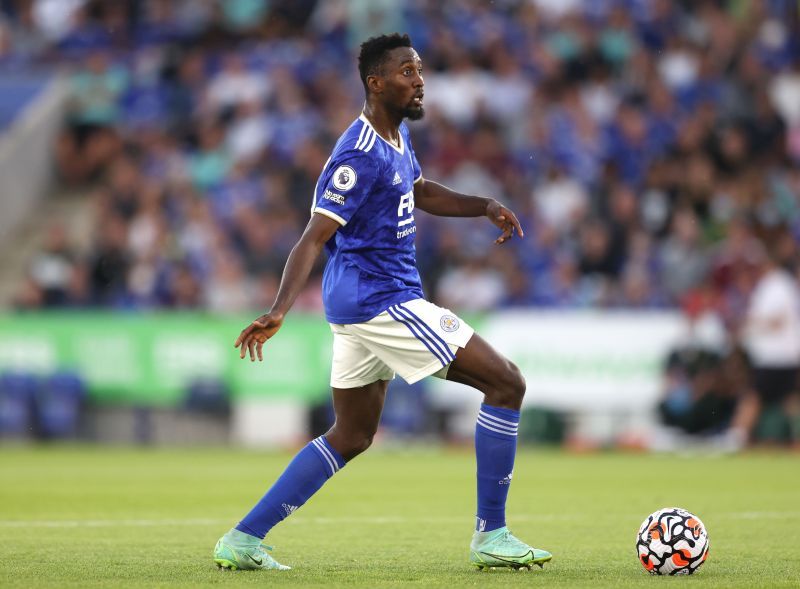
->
[1,445,798,588]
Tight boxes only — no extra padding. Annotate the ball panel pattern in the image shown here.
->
[636,507,709,575]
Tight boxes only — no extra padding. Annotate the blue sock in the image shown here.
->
[475,403,519,532]
[236,435,345,539]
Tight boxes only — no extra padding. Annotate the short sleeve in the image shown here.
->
[313,151,380,226]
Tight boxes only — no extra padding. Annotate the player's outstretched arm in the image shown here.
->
[234,213,340,362]
[413,177,523,244]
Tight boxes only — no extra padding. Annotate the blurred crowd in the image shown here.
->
[1,0,799,446]
[3,0,797,315]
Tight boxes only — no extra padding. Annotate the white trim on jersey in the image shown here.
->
[363,128,378,152]
[355,125,373,151]
[358,113,405,155]
[354,123,369,150]
[311,156,334,214]
[314,207,347,226]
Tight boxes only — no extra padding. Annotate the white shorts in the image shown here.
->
[329,298,474,388]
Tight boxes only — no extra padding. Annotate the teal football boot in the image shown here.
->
[213,529,290,571]
[470,527,552,570]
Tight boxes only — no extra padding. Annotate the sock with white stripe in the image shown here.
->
[235,435,345,539]
[475,403,520,532]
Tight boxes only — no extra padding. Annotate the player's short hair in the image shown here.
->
[358,33,413,91]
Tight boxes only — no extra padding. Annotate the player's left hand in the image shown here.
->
[487,200,524,244]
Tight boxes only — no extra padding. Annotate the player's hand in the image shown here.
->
[234,312,284,362]
[486,200,524,244]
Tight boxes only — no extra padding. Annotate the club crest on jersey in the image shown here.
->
[332,165,357,191]
[440,314,460,332]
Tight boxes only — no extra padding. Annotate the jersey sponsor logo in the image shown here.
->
[396,190,415,238]
[397,226,416,239]
[396,189,415,236]
[397,190,414,217]
[392,171,402,185]
[440,314,460,332]
[322,189,346,205]
[332,165,357,191]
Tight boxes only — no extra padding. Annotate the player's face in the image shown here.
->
[382,47,425,120]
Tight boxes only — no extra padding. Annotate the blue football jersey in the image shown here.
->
[313,114,424,324]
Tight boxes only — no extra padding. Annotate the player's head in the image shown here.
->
[358,33,424,120]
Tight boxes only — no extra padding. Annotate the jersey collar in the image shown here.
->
[359,113,405,155]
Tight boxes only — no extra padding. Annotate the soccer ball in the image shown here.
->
[636,507,709,575]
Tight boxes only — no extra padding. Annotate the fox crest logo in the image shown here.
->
[440,314,460,332]
[332,165,357,191]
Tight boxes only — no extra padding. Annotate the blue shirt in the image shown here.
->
[313,114,424,324]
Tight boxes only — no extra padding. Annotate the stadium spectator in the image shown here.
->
[654,297,747,447]
[659,207,709,301]
[533,164,588,233]
[87,213,130,305]
[437,256,507,312]
[55,50,128,185]
[205,53,271,116]
[27,223,77,307]
[725,240,800,449]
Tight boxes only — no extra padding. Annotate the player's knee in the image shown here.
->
[507,361,526,401]
[335,430,376,460]
[492,361,526,407]
[357,432,376,454]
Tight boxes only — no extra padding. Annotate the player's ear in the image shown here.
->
[366,74,383,95]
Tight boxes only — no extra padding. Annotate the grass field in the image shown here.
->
[1,445,798,588]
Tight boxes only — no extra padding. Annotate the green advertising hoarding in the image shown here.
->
[0,310,678,412]
[0,313,334,406]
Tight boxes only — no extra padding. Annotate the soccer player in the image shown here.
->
[213,33,552,572]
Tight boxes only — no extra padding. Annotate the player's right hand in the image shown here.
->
[234,312,284,362]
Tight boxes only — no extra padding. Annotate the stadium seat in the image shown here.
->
[381,380,430,437]
[0,372,38,439]
[183,378,231,414]
[35,371,86,439]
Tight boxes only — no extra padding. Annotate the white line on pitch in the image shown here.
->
[0,514,580,528]
[1,511,798,529]
[0,518,230,528]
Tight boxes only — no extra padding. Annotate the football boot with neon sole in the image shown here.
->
[213,529,290,571]
[470,526,552,570]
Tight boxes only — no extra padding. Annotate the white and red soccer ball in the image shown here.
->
[636,507,709,575]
